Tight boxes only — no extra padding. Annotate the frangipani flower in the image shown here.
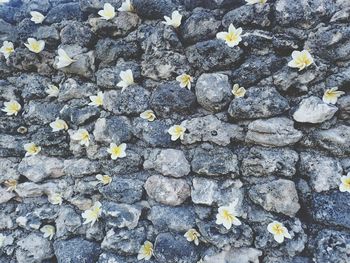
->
[107,143,127,160]
[71,129,90,147]
[98,3,115,20]
[322,87,345,104]
[89,91,104,107]
[168,125,186,141]
[0,41,14,59]
[24,38,45,53]
[163,10,182,28]
[140,110,156,122]
[30,11,45,24]
[246,0,267,4]
[24,142,41,157]
[184,229,200,246]
[45,85,59,97]
[216,24,243,47]
[339,174,350,193]
[96,174,112,185]
[117,69,134,91]
[40,225,55,240]
[82,201,102,226]
[0,234,5,247]
[267,221,291,243]
[137,241,153,261]
[56,49,76,69]
[216,204,241,230]
[48,193,63,205]
[232,84,246,98]
[118,0,134,12]
[50,118,68,132]
[287,50,314,71]
[4,179,17,192]
[2,100,21,116]
[176,73,193,90]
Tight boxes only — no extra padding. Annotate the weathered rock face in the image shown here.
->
[293,96,338,123]
[1,0,350,262]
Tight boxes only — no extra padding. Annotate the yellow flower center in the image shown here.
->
[295,54,312,68]
[226,32,238,43]
[181,75,191,85]
[343,178,350,187]
[272,224,284,235]
[174,126,184,135]
[31,42,40,52]
[112,146,122,156]
[143,243,153,256]
[222,210,234,222]
[5,47,14,53]
[81,132,89,141]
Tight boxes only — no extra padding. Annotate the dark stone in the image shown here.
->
[132,0,177,19]
[60,21,95,47]
[45,3,83,23]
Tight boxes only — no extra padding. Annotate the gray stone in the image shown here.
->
[202,247,262,263]
[63,159,100,177]
[144,174,191,206]
[311,191,350,229]
[143,149,190,178]
[0,157,20,183]
[132,0,177,19]
[242,147,299,178]
[141,51,191,81]
[311,125,350,156]
[60,105,100,126]
[246,117,303,147]
[54,238,100,263]
[99,177,144,204]
[299,152,342,192]
[180,9,221,44]
[313,229,350,263]
[102,201,141,229]
[101,152,142,174]
[338,95,350,120]
[103,86,150,115]
[191,178,244,215]
[248,179,300,216]
[195,73,231,112]
[293,96,338,123]
[186,39,243,72]
[150,82,196,118]
[223,4,270,28]
[133,119,173,147]
[79,0,122,12]
[58,78,96,102]
[45,2,83,23]
[148,205,196,232]
[191,146,239,177]
[55,207,82,238]
[16,234,53,263]
[98,253,130,263]
[181,115,244,146]
[60,21,95,47]
[154,232,200,263]
[93,117,133,145]
[18,155,64,182]
[228,86,289,119]
[23,101,61,124]
[0,187,15,204]
[101,226,146,255]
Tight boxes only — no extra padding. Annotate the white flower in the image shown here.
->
[4,179,17,192]
[50,118,68,132]
[24,38,45,53]
[168,125,186,141]
[0,41,14,59]
[48,193,63,205]
[56,48,76,69]
[176,73,193,90]
[98,3,115,20]
[287,50,314,71]
[30,11,45,24]
[24,142,41,157]
[245,0,267,4]
[1,100,21,116]
[89,91,104,107]
[96,174,112,185]
[232,84,246,98]
[0,234,6,248]
[40,225,55,240]
[82,201,102,226]
[0,0,9,4]
[140,110,156,122]
[267,221,291,243]
[322,87,345,104]
[216,24,243,47]
[339,173,350,193]
[107,143,127,160]
[137,241,153,261]
[71,129,90,147]
[45,84,59,97]
[117,69,134,91]
[184,229,200,246]
[118,0,134,12]
[216,204,241,230]
[163,10,182,28]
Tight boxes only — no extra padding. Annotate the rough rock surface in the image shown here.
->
[0,0,349,262]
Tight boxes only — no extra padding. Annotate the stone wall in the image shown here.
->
[1,0,350,262]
